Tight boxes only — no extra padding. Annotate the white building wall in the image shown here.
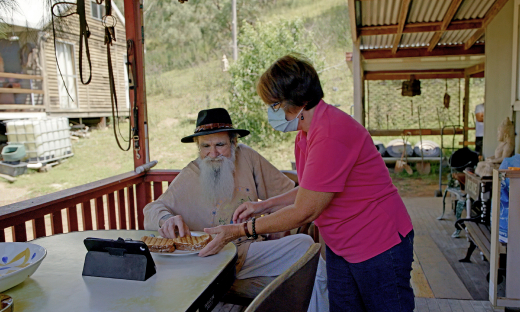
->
[484,0,515,157]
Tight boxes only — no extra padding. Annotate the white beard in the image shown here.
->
[198,146,236,206]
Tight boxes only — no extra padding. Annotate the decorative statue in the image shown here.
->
[475,117,515,177]
[222,54,229,72]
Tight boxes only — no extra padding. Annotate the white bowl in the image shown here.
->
[0,242,47,293]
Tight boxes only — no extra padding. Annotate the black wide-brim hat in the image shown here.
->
[181,108,250,143]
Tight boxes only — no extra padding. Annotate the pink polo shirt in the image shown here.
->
[295,100,413,263]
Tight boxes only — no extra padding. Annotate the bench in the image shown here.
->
[459,217,506,264]
[460,222,490,262]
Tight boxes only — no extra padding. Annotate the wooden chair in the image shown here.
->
[244,243,321,312]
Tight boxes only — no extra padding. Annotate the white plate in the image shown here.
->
[151,231,206,256]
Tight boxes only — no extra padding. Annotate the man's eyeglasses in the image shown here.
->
[270,102,282,112]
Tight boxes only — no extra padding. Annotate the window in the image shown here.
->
[56,42,78,109]
[91,1,105,20]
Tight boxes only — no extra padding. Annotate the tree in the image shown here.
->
[227,19,322,145]
[143,0,272,71]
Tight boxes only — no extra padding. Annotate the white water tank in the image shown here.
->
[5,117,73,162]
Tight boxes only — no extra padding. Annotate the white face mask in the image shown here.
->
[267,106,304,133]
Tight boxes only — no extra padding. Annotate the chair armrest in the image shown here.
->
[281,170,298,187]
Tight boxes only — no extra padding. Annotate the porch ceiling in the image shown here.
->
[363,54,485,72]
[349,0,509,74]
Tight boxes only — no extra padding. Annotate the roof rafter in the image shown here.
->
[392,0,412,54]
[465,0,509,50]
[359,19,483,36]
[428,0,463,52]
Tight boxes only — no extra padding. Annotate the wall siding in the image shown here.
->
[42,1,128,117]
[484,0,514,158]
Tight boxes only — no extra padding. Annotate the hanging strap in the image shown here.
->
[51,2,78,102]
[77,0,92,85]
[103,0,131,151]
[127,40,141,158]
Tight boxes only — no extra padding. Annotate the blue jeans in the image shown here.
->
[326,230,415,312]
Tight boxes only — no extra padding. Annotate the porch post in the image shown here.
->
[353,39,365,126]
[124,0,150,169]
[463,71,470,147]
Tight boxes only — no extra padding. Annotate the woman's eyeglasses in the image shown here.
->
[270,102,282,112]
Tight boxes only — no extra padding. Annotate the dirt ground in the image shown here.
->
[391,174,440,198]
[0,182,30,206]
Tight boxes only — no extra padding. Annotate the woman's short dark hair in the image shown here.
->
[257,54,324,110]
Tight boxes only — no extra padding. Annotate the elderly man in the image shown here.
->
[144,108,328,312]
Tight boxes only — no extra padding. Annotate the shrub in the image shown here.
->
[228,19,323,145]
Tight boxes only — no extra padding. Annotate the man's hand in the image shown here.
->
[199,224,244,257]
[233,201,262,224]
[159,215,191,238]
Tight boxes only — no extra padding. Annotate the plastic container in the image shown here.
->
[414,140,441,157]
[0,161,27,177]
[386,139,413,158]
[5,118,73,163]
[373,140,386,156]
[1,144,26,162]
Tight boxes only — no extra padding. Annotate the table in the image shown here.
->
[4,230,237,312]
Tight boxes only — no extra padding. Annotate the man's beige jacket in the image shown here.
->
[143,143,295,271]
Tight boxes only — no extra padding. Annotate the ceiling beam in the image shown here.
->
[348,0,358,43]
[465,62,485,76]
[465,0,509,50]
[392,0,411,54]
[428,0,463,52]
[362,44,485,59]
[359,19,483,36]
[365,69,466,80]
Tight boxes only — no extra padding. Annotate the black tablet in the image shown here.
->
[83,237,156,280]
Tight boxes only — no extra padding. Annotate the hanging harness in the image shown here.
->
[51,0,137,153]
[103,0,132,152]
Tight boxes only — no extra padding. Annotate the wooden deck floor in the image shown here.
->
[406,197,496,312]
[213,197,496,312]
[405,197,490,301]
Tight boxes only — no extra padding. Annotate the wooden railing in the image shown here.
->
[0,169,180,242]
[0,72,45,110]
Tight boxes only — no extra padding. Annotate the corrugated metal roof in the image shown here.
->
[454,0,495,20]
[360,0,495,26]
[407,0,452,23]
[361,34,395,50]
[360,0,401,26]
[358,0,493,50]
[437,29,478,45]
[400,32,435,48]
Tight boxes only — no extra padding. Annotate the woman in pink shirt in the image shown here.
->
[201,55,414,312]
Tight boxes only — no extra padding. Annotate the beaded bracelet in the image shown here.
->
[251,217,258,239]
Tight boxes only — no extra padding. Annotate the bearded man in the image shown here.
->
[143,108,328,312]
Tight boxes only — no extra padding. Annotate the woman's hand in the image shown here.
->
[233,201,263,224]
[159,215,191,238]
[199,224,244,257]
